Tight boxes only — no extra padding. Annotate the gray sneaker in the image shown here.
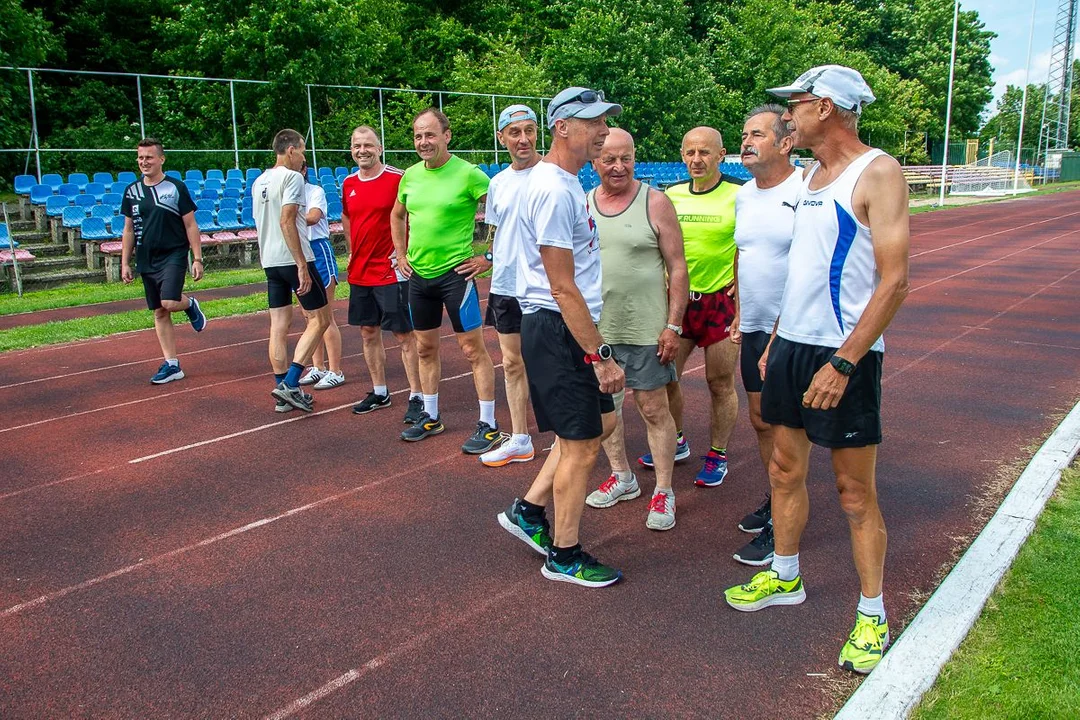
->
[271,382,314,412]
[645,490,676,531]
[586,473,641,509]
[275,390,312,413]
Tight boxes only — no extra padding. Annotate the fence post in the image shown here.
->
[379,88,386,162]
[492,95,499,167]
[229,81,240,169]
[136,75,146,137]
[539,99,547,154]
[27,70,41,180]
[306,84,319,172]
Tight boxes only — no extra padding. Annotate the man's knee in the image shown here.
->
[360,325,381,342]
[416,332,439,360]
[153,307,171,320]
[635,388,672,426]
[458,331,490,364]
[836,474,878,521]
[159,299,184,313]
[769,447,806,491]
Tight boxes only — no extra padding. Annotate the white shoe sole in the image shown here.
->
[732,552,774,567]
[646,515,676,531]
[738,523,766,534]
[585,487,641,509]
[151,369,185,384]
[540,564,620,588]
[726,588,806,612]
[271,386,313,412]
[496,512,547,556]
[298,375,323,386]
[481,449,535,467]
[313,374,345,390]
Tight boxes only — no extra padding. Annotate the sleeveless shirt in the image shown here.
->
[777,149,887,352]
[590,182,668,345]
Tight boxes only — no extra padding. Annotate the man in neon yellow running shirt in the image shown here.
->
[391,108,499,454]
[638,126,745,487]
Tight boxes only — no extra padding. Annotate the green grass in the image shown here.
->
[912,461,1080,720]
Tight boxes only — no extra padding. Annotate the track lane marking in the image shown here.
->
[909,210,1080,259]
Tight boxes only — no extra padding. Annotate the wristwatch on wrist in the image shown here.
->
[829,354,856,376]
[665,323,683,336]
[584,343,613,364]
[484,251,493,262]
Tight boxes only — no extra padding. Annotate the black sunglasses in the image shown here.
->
[550,89,605,114]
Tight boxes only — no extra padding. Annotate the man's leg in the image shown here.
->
[361,325,387,388]
[551,436,602,548]
[748,392,774,471]
[456,327,496,404]
[268,305,294,375]
[666,337,696,433]
[703,338,739,450]
[396,330,422,394]
[152,307,177,361]
[600,390,632,475]
[321,280,343,375]
[415,328,442,398]
[498,332,529,436]
[769,424,812,557]
[832,445,885,598]
[634,387,677,492]
[292,305,331,367]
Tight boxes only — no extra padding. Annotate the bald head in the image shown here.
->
[594,127,636,195]
[681,126,724,153]
[681,126,726,189]
[604,127,635,154]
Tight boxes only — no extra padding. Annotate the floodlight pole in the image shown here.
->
[1014,0,1038,194]
[136,75,146,137]
[939,0,961,206]
[492,95,499,166]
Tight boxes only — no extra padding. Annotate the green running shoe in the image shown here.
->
[839,611,890,674]
[541,548,622,588]
[724,569,806,612]
[497,498,552,555]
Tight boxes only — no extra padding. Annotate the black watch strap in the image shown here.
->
[830,354,856,376]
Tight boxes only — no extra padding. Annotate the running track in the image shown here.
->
[1,192,1077,718]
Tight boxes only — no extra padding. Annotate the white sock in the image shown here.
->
[613,470,634,484]
[654,486,673,497]
[166,358,179,367]
[410,392,422,400]
[479,400,496,426]
[858,593,886,620]
[772,553,800,581]
[423,393,439,418]
[374,385,388,397]
[511,433,531,446]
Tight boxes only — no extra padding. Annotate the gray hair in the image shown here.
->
[744,104,792,145]
[835,106,860,130]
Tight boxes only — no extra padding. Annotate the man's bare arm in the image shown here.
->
[390,199,411,276]
[649,189,689,324]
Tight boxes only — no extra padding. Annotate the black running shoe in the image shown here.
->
[497,498,552,555]
[733,522,774,566]
[271,382,314,412]
[353,391,391,415]
[401,412,445,441]
[403,396,424,425]
[738,495,772,534]
[462,421,500,454]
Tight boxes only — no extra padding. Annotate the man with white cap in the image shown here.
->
[478,104,542,468]
[496,87,626,588]
[723,65,910,675]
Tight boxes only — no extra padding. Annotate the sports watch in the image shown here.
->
[829,354,856,376]
[584,343,614,364]
[484,251,493,262]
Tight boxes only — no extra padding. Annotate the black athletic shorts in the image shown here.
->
[760,336,882,448]
[409,269,482,333]
[141,262,187,311]
[264,262,328,311]
[740,330,772,393]
[521,309,615,440]
[348,281,413,333]
[485,292,522,334]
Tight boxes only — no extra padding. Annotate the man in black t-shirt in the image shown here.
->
[120,137,208,384]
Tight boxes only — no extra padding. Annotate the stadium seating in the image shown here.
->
[90,205,115,221]
[222,187,242,200]
[30,184,53,206]
[45,195,69,218]
[241,206,255,227]
[326,201,343,222]
[85,182,107,202]
[110,180,129,195]
[40,173,63,192]
[226,168,244,184]
[62,205,87,228]
[196,198,217,214]
[216,208,244,231]
[224,178,243,191]
[75,195,98,211]
[194,210,220,232]
[93,172,113,185]
[0,223,14,248]
[246,168,261,185]
[68,173,90,192]
[14,175,36,195]
[80,217,112,241]
[204,178,223,192]
[102,192,122,207]
[59,183,80,200]
[185,169,204,185]
[165,170,183,182]
[185,180,201,197]
[199,188,220,202]
[117,171,138,184]
[218,197,239,213]
[110,215,126,237]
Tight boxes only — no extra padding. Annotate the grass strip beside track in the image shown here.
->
[912,462,1080,719]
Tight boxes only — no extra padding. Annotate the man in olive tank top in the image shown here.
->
[581,129,689,532]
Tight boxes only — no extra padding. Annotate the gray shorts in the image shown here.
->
[612,344,677,391]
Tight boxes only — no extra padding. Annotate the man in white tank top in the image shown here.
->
[723,66,911,675]
[729,104,801,567]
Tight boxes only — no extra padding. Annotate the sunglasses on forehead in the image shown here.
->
[550,89,605,114]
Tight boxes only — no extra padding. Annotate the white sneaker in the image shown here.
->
[480,435,535,467]
[313,370,345,390]
[646,490,676,531]
[299,367,326,386]
[586,473,640,509]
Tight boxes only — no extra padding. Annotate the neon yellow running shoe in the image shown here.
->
[838,611,891,674]
[724,569,806,612]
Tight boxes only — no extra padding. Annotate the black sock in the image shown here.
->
[551,543,581,564]
[711,446,727,456]
[519,499,545,521]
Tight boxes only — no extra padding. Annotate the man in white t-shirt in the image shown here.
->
[251,128,332,413]
[496,86,626,589]
[728,104,801,566]
[479,104,542,468]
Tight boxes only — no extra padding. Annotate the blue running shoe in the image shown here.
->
[695,450,728,487]
[185,296,207,332]
[638,436,691,469]
[150,361,184,385]
[497,498,552,555]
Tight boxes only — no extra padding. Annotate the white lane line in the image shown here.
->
[909,210,1080,259]
[0,450,455,619]
[1012,339,1080,351]
[835,400,1080,720]
[0,467,116,502]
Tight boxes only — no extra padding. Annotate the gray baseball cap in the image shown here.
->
[767,65,876,115]
[498,104,538,131]
[546,86,622,128]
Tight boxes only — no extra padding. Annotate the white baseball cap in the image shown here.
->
[498,104,538,131]
[546,87,622,128]
[767,65,876,115]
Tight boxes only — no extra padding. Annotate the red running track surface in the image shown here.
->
[0,191,1078,718]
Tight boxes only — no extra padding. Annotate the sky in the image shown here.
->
[967,0,1079,116]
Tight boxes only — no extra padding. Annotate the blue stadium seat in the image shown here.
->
[81,217,111,240]
[320,181,338,196]
[216,208,243,231]
[75,195,98,210]
[184,180,201,198]
[165,170,182,181]
[226,168,244,183]
[185,169,204,185]
[224,177,243,191]
[326,201,343,222]
[58,183,80,200]
[90,205,115,221]
[196,199,217,214]
[241,206,255,227]
[203,178,223,193]
[110,181,129,195]
[92,172,113,186]
[85,182,107,202]
[62,205,88,228]
[222,187,242,200]
[194,210,220,232]
[305,169,317,183]
[102,193,122,207]
[0,223,14,248]
[14,175,36,195]
[218,197,239,213]
[206,169,225,182]
[45,196,69,217]
[317,166,334,177]
[40,173,63,192]
[117,171,137,184]
[30,185,54,206]
[68,173,90,191]
[199,188,220,202]
[246,168,261,185]
[110,215,127,237]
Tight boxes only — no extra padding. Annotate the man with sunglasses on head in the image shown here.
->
[724,66,910,676]
[496,87,626,588]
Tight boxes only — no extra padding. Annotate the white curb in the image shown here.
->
[835,400,1080,720]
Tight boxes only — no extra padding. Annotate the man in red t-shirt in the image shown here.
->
[342,125,423,421]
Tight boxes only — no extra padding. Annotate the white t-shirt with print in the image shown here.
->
[486,164,535,297]
[252,165,313,268]
[305,183,330,241]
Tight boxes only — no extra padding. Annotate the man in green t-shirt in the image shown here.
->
[391,108,499,454]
